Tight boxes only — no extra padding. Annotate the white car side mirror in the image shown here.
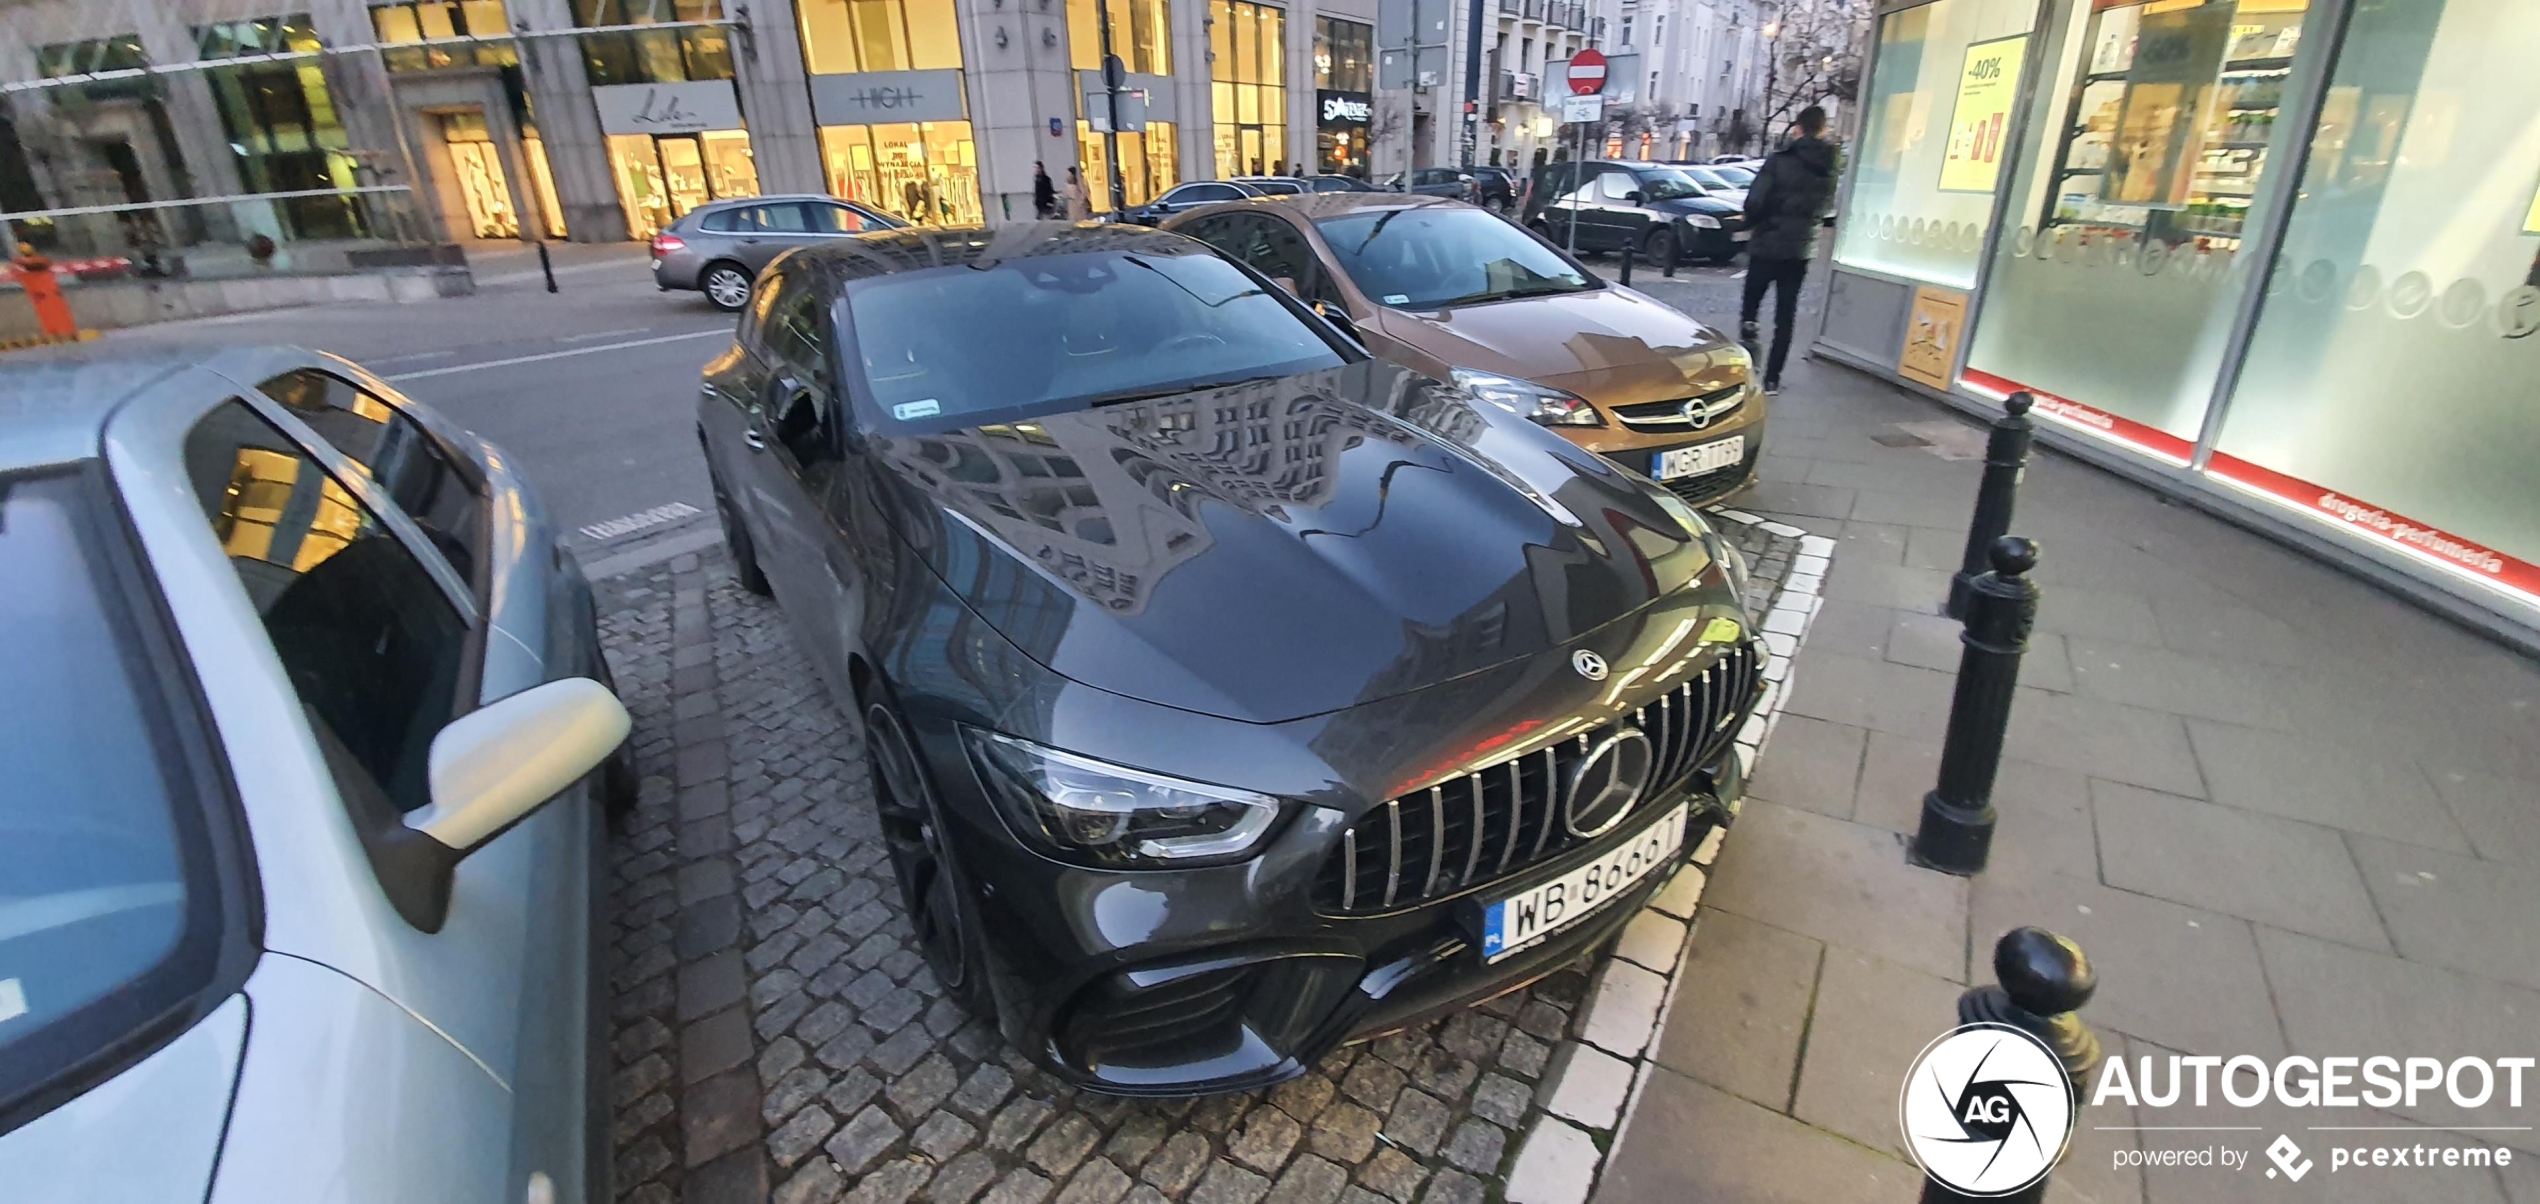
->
[409,677,630,853]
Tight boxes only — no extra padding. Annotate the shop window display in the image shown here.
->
[821,124,980,227]
[2211,0,2540,599]
[1831,0,2038,289]
[1963,0,2326,455]
[1076,121,1180,212]
[608,129,759,238]
[1212,0,1287,177]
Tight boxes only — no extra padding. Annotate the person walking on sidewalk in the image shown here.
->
[1033,161,1058,218]
[1065,166,1091,220]
[1739,105,1838,394]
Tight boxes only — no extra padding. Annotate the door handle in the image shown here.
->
[743,428,766,451]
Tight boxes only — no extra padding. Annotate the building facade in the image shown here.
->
[0,0,1433,255]
[1816,0,2540,646]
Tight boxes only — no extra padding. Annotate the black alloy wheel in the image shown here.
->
[865,692,989,1012]
[700,262,752,312]
[709,467,772,595]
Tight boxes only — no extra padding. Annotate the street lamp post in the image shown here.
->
[1759,18,1780,155]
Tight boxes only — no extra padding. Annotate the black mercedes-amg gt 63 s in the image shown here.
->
[697,222,1764,1095]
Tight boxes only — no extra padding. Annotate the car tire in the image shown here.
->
[700,262,752,312]
[1643,226,1679,269]
[709,466,773,596]
[863,687,992,1015]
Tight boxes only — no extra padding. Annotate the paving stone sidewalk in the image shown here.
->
[589,505,1809,1204]
[1597,280,2540,1204]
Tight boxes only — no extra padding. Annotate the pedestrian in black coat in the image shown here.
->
[1739,105,1838,393]
[1033,162,1058,219]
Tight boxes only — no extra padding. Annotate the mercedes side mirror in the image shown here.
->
[410,678,630,856]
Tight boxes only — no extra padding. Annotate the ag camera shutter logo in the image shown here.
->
[1900,1023,2076,1196]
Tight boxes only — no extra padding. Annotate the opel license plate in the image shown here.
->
[1480,803,1687,963]
[1653,436,1745,481]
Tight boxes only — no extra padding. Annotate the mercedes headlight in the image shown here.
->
[1452,368,1604,427]
[965,730,1282,867]
[1684,213,1722,229]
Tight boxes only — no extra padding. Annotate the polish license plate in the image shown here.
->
[1480,803,1687,963]
[1652,436,1746,480]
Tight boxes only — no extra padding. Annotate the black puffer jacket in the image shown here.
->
[1741,136,1838,261]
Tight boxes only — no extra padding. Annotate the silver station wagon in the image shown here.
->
[0,348,632,1203]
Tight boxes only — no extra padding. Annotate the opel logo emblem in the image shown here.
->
[1564,729,1653,838]
[1681,399,1711,431]
[1572,649,1608,680]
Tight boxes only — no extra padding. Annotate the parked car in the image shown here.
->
[1119,179,1267,225]
[1709,154,1761,166]
[651,194,905,311]
[0,348,631,1199]
[1522,160,1748,264]
[1168,194,1766,505]
[1389,167,1480,202]
[1232,176,1309,196]
[1306,174,1381,193]
[1662,163,1749,207]
[696,223,1763,1096]
[1470,165,1519,211]
[1708,163,1757,188]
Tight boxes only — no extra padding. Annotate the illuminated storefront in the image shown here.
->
[1313,16,1374,175]
[1819,0,2540,640]
[369,0,570,240]
[799,0,980,227]
[1211,0,1288,177]
[580,0,759,239]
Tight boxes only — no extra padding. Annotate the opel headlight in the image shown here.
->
[1684,214,1722,229]
[1452,368,1605,427]
[965,730,1282,867]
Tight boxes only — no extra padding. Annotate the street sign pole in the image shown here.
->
[1459,0,1483,169]
[1095,0,1128,214]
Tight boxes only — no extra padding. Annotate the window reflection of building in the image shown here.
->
[210,449,366,575]
[799,0,980,227]
[1211,0,1287,176]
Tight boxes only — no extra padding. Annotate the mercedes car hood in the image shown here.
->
[1375,286,1745,405]
[882,360,1720,723]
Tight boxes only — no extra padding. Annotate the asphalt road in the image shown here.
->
[77,244,732,539]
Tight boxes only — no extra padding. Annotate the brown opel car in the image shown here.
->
[1166,193,1764,504]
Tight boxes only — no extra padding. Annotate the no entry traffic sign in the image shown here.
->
[1567,49,1607,96]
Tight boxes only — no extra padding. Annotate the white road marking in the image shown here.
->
[371,349,457,364]
[560,325,651,342]
[578,501,703,542]
[384,327,728,381]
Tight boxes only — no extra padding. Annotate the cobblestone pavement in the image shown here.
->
[594,510,1804,1204]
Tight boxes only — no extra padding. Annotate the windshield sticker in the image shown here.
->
[1383,294,1410,305]
[0,978,24,1024]
[893,399,942,420]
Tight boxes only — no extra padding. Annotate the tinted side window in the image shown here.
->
[811,204,868,233]
[1598,171,1638,201]
[1184,184,1236,203]
[1181,215,1237,249]
[258,370,484,585]
[700,207,742,232]
[756,203,813,233]
[186,400,468,814]
[767,288,833,385]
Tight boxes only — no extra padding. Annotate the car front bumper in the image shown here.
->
[899,585,1764,1096]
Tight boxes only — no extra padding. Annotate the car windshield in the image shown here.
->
[846,249,1348,430]
[1713,165,1755,185]
[1,470,210,1105]
[1633,168,1709,200]
[1314,206,1594,310]
[1681,166,1734,190]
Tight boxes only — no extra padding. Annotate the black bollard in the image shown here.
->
[1663,230,1680,277]
[1919,929,2102,1204]
[1619,242,1635,286]
[1947,392,2035,618]
[538,240,558,293]
[1912,536,2040,876]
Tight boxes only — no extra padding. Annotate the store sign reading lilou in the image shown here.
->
[1938,34,2027,193]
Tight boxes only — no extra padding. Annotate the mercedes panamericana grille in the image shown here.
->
[697,225,1763,1094]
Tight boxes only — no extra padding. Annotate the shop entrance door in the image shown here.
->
[657,135,712,218]
[439,111,520,239]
